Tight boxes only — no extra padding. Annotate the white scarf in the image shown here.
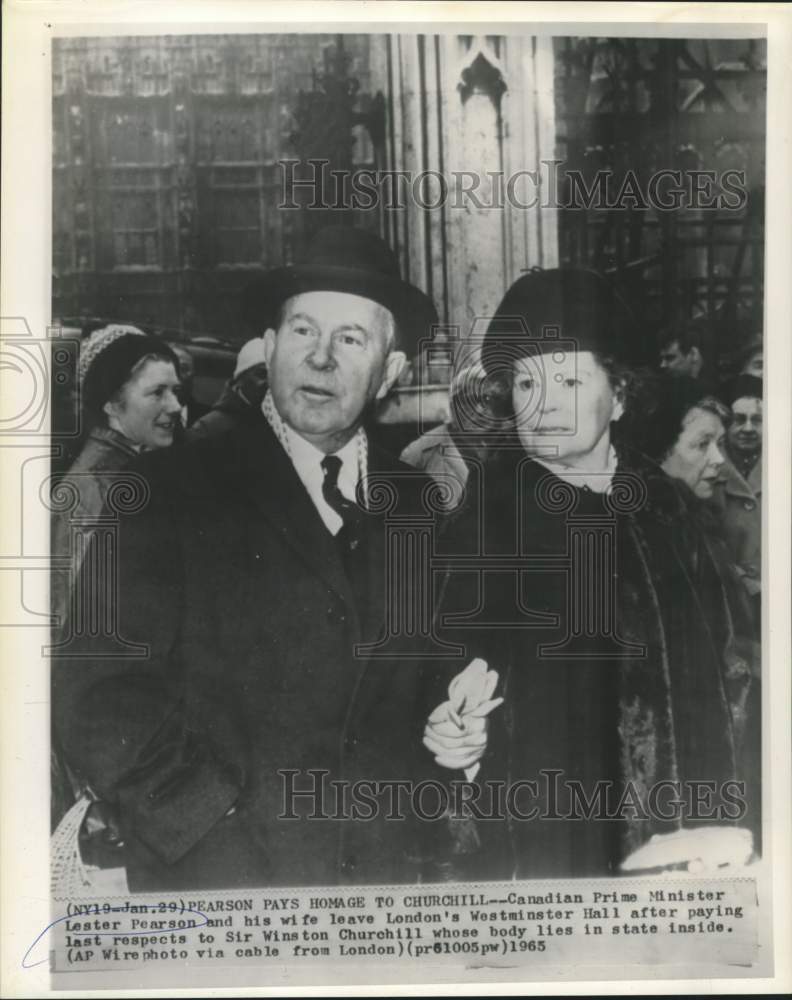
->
[261,390,370,507]
[532,444,618,494]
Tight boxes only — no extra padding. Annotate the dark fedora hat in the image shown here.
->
[481,267,641,377]
[242,226,438,357]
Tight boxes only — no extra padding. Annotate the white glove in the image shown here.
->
[423,658,503,777]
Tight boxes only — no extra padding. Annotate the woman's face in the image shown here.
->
[661,406,726,499]
[103,358,182,450]
[511,350,623,469]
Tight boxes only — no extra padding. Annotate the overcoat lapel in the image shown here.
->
[356,445,392,648]
[231,416,362,635]
[344,442,429,728]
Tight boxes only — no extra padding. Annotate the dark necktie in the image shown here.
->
[321,455,362,549]
[321,455,370,624]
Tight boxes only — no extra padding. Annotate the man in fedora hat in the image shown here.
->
[54,227,487,890]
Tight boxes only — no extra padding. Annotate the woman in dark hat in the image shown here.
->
[423,270,751,880]
[51,325,182,627]
[50,324,182,831]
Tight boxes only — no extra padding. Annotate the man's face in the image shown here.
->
[728,396,763,460]
[263,291,404,453]
[659,340,699,377]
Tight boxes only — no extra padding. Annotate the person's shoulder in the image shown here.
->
[184,408,235,443]
[58,432,140,514]
[618,446,701,528]
[135,414,270,500]
[747,454,762,495]
[67,429,133,473]
[186,382,264,441]
[711,456,750,503]
[366,438,439,514]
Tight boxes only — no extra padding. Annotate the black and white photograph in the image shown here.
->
[1,3,790,996]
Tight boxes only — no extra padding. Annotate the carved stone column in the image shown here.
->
[378,32,559,348]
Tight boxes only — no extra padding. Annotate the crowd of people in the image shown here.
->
[51,226,762,890]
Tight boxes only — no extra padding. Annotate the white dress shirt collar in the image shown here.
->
[262,390,365,535]
[285,425,360,535]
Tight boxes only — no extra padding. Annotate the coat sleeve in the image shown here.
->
[52,451,243,866]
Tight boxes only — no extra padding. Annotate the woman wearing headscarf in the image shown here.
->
[50,325,182,830]
[51,324,181,632]
[422,270,749,881]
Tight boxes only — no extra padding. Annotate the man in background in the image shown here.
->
[187,336,269,442]
[713,373,762,607]
[738,335,763,378]
[658,317,717,389]
[168,342,207,428]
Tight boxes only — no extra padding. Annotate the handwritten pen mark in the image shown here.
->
[22,903,209,969]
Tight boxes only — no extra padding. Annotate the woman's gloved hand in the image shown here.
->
[423,658,503,776]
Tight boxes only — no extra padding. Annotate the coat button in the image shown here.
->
[341,855,358,873]
[743,500,755,511]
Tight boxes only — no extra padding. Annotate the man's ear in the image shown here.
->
[263,328,277,366]
[375,350,407,400]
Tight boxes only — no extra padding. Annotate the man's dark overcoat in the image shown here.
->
[53,412,434,891]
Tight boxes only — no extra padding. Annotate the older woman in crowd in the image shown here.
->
[618,373,758,649]
[423,270,752,880]
[618,372,760,843]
